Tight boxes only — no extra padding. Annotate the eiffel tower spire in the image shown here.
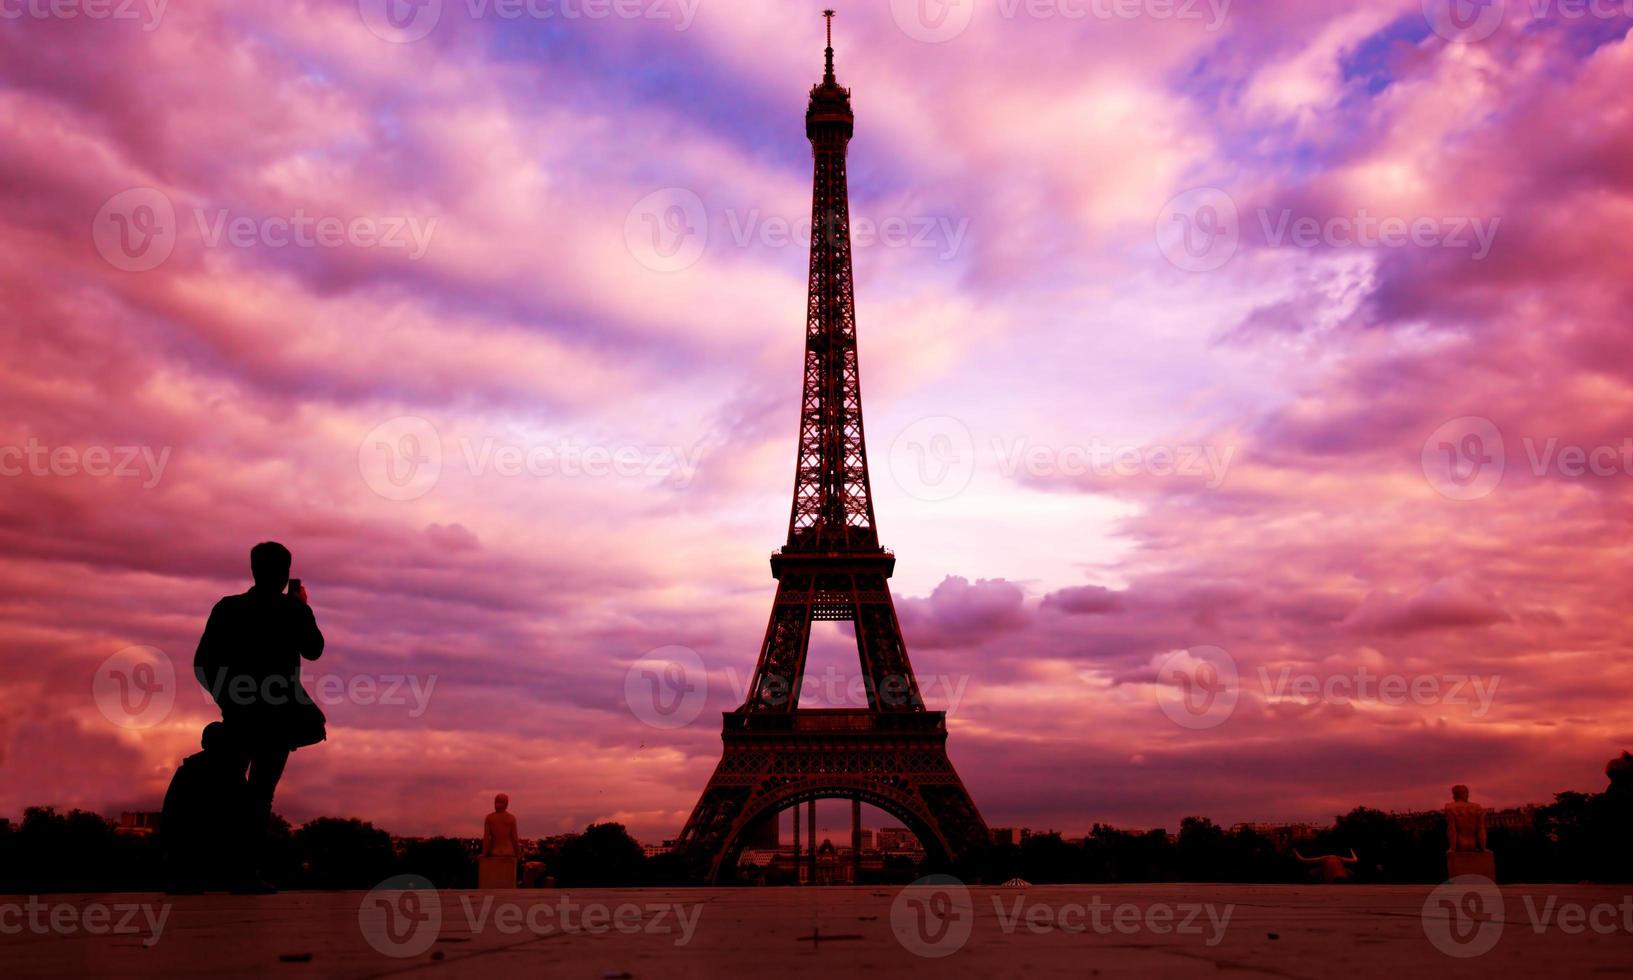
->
[672,13,989,884]
[790,8,874,554]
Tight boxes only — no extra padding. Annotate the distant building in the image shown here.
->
[875,827,922,853]
[117,811,160,836]
[1488,806,1538,831]
[991,827,1032,847]
[1387,810,1443,834]
[1231,822,1320,850]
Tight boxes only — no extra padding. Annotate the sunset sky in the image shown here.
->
[2,0,1632,843]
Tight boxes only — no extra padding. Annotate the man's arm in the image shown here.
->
[193,601,228,703]
[295,601,325,662]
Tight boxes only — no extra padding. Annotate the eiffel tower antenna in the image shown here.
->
[823,9,836,82]
[672,15,989,885]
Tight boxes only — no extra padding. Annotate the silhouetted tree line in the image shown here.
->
[5,755,1630,890]
[0,812,679,893]
[953,755,1633,886]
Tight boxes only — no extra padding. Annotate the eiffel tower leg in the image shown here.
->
[851,796,862,883]
[806,798,816,883]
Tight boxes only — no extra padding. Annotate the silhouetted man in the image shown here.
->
[161,722,248,894]
[194,541,325,893]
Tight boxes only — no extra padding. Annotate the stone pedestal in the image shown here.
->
[1446,850,1496,880]
[479,856,517,889]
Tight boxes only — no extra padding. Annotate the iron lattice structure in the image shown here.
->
[674,15,989,883]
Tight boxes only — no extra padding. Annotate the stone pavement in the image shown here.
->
[3,883,1630,978]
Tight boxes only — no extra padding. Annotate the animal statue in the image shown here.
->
[1294,848,1359,882]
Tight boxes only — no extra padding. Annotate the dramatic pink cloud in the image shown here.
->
[2,0,1631,842]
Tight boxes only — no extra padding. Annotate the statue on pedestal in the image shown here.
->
[1444,784,1495,880]
[480,793,521,888]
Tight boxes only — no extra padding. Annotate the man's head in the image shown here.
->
[494,793,510,812]
[1452,784,1470,802]
[201,722,231,754]
[250,541,293,590]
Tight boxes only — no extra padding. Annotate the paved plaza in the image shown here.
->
[4,883,1630,978]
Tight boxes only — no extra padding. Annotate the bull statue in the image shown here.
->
[1294,848,1359,883]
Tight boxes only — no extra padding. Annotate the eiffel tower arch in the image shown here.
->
[674,12,989,883]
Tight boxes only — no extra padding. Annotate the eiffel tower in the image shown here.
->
[673,11,989,884]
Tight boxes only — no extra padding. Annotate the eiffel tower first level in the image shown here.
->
[674,12,989,884]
